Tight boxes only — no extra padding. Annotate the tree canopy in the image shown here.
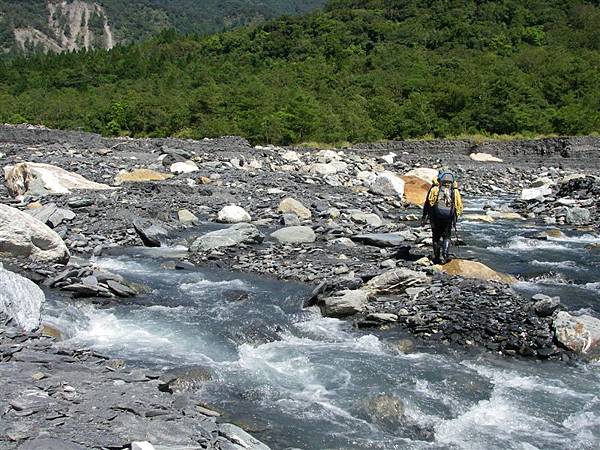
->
[1,0,599,144]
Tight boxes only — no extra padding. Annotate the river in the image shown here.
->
[42,197,600,450]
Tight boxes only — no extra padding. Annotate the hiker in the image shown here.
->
[421,170,463,263]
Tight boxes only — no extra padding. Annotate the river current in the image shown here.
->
[43,198,600,450]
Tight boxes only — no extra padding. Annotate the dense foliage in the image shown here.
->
[0,0,326,51]
[1,0,599,144]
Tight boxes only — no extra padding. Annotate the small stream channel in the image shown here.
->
[43,197,600,450]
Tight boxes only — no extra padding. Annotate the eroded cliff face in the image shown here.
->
[13,1,114,53]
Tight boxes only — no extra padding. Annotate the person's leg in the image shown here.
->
[431,219,442,263]
[441,219,452,262]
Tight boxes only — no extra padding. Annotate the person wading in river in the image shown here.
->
[421,170,463,264]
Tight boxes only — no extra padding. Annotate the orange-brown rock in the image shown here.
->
[437,259,516,284]
[401,175,431,206]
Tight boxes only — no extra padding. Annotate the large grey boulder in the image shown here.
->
[318,290,369,318]
[0,263,44,332]
[190,223,263,252]
[369,172,405,197]
[0,204,70,263]
[271,226,316,244]
[133,218,173,247]
[553,311,600,357]
[4,162,113,198]
[18,438,86,450]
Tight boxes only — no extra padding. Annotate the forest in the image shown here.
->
[0,0,599,145]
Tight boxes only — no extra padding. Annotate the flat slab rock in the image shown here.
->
[351,233,406,247]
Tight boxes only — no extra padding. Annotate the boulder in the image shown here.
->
[218,423,271,450]
[26,203,75,228]
[566,207,591,225]
[351,233,406,247]
[530,176,555,188]
[4,162,113,198]
[531,294,561,317]
[0,263,44,332]
[318,290,369,318]
[350,212,383,227]
[401,175,431,206]
[438,259,516,284]
[114,169,173,185]
[132,218,173,247]
[178,209,198,225]
[0,204,69,263]
[362,394,405,425]
[170,160,199,174]
[278,197,311,219]
[469,152,503,162]
[520,186,552,201]
[271,226,316,244]
[217,205,251,223]
[281,150,300,162]
[158,366,213,393]
[404,167,438,183]
[190,223,263,252]
[369,172,405,197]
[553,311,600,357]
[364,268,429,294]
[308,161,347,175]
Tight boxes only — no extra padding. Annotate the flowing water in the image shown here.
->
[42,198,600,450]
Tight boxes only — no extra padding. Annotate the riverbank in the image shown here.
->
[1,125,600,448]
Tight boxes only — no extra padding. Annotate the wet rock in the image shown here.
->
[553,312,600,358]
[159,366,213,393]
[0,264,44,331]
[271,226,316,244]
[190,223,263,251]
[388,338,415,354]
[133,218,172,247]
[531,294,561,317]
[106,280,137,297]
[278,197,311,219]
[463,214,495,223]
[219,423,271,450]
[318,290,369,318]
[0,204,70,263]
[217,205,252,223]
[362,394,405,428]
[437,259,516,284]
[178,209,198,225]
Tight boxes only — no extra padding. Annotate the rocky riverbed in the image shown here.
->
[1,124,600,449]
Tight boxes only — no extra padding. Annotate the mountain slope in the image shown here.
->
[0,0,326,54]
[1,0,599,144]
